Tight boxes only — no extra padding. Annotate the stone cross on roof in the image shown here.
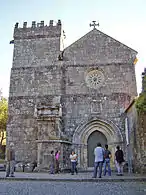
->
[89,21,99,29]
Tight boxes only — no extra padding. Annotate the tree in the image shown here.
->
[0,91,8,152]
[136,69,146,113]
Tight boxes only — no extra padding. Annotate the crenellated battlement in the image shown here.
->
[14,20,62,40]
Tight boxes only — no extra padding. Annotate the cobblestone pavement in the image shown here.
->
[0,181,145,195]
[0,171,146,180]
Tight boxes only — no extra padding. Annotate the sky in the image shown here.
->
[0,0,146,98]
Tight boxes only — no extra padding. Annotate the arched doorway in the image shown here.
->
[87,131,107,167]
[72,118,123,168]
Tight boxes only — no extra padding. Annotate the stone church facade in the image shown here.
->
[7,20,138,170]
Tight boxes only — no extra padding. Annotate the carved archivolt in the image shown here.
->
[73,118,123,145]
[72,118,123,168]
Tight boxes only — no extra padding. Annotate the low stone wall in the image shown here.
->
[36,140,72,171]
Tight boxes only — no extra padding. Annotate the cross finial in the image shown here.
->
[89,21,99,29]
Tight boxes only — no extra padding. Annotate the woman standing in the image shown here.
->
[55,150,60,173]
[70,151,78,175]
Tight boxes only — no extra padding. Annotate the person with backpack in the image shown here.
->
[115,145,125,176]
[103,144,112,176]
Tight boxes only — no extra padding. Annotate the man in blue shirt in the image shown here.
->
[92,143,104,178]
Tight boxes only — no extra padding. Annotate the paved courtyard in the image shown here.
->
[0,181,145,195]
[0,172,145,194]
[0,171,146,181]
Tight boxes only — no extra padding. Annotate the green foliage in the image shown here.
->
[136,73,146,113]
[0,97,8,129]
[136,93,146,113]
[0,159,5,163]
[0,96,8,145]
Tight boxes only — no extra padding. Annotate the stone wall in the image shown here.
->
[125,69,146,174]
[7,20,138,168]
[7,96,37,162]
[36,141,71,170]
[125,101,146,174]
[64,64,137,96]
[64,29,137,65]
[124,101,137,170]
[62,29,137,139]
[13,20,62,68]
[135,113,146,173]
[9,66,63,97]
[62,63,137,138]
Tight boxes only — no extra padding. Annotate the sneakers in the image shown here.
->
[117,173,123,176]
[6,175,15,177]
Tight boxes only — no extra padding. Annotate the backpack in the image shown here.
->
[104,150,111,159]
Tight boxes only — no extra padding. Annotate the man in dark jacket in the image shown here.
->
[32,161,37,172]
[50,150,55,174]
[115,145,125,176]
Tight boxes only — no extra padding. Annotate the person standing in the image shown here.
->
[93,143,104,178]
[55,150,60,173]
[103,144,112,176]
[50,150,55,174]
[32,160,37,172]
[6,143,15,177]
[115,146,125,176]
[70,151,78,175]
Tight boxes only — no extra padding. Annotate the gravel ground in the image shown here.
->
[0,181,145,195]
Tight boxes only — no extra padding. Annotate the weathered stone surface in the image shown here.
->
[125,69,146,174]
[136,113,146,173]
[7,20,138,170]
[64,29,137,65]
[125,102,146,174]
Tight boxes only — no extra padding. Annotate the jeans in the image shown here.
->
[6,160,15,177]
[71,161,78,174]
[93,161,103,178]
[103,158,111,176]
[50,163,55,174]
[115,160,124,175]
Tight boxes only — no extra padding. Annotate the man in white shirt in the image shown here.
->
[70,151,78,175]
[93,143,104,178]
